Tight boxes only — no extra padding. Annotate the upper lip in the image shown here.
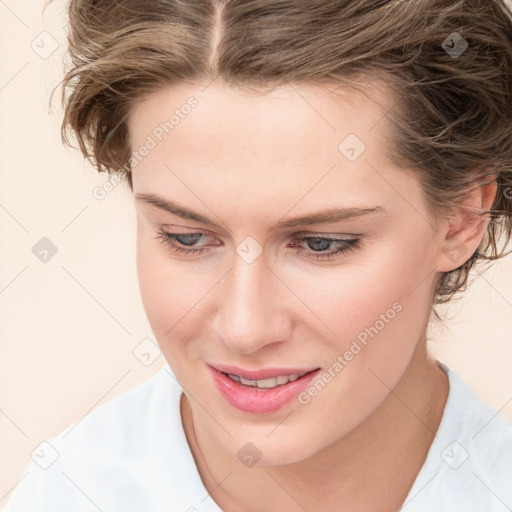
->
[209,363,320,380]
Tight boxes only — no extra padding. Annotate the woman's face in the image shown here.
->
[129,80,447,465]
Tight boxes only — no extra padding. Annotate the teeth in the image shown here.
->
[275,375,289,385]
[256,377,278,389]
[226,372,307,388]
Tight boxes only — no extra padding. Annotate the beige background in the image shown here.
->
[1,1,512,507]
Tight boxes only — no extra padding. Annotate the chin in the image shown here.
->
[257,448,316,466]
[220,427,324,467]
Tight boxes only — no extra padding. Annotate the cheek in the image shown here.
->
[299,237,436,375]
[135,234,214,362]
[287,266,429,441]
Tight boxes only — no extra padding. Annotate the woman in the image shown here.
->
[5,0,512,511]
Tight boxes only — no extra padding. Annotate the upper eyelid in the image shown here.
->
[159,226,361,238]
[160,229,362,250]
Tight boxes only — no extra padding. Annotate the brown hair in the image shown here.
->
[50,0,512,322]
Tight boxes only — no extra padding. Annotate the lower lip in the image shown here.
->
[208,366,321,414]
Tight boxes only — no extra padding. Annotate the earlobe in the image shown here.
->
[436,176,498,272]
[439,235,471,271]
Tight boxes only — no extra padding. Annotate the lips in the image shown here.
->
[209,363,319,381]
[208,363,321,414]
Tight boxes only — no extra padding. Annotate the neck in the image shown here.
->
[181,343,449,512]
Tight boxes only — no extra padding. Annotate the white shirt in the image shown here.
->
[3,362,511,512]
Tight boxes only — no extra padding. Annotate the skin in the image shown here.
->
[128,80,497,511]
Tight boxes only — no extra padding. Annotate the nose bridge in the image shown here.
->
[213,252,290,354]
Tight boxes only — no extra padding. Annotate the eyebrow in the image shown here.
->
[135,192,384,231]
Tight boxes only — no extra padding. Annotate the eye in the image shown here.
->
[154,229,361,261]
[288,234,361,261]
[154,229,213,256]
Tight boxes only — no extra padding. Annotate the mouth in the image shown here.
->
[222,369,314,388]
[207,364,322,414]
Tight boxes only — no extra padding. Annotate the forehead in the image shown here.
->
[128,80,393,162]
[127,80,418,222]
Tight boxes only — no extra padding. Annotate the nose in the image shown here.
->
[212,251,293,355]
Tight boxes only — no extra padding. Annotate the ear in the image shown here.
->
[436,175,498,272]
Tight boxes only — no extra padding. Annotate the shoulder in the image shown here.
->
[441,366,512,501]
[2,364,184,512]
[402,363,512,512]
[58,364,178,458]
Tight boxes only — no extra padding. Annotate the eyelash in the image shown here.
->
[153,229,361,261]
